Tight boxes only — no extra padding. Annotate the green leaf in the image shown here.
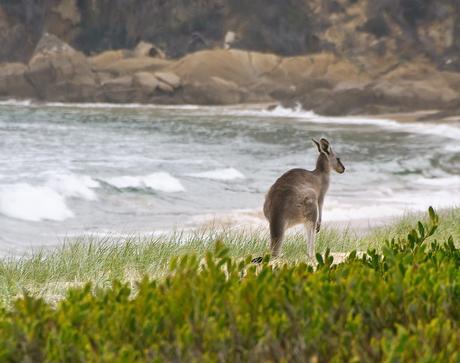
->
[316,253,324,266]
[417,221,425,238]
[428,206,436,221]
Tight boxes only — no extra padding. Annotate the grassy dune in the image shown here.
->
[0,207,459,361]
[0,207,459,305]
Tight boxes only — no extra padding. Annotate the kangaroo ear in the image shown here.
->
[320,138,330,147]
[312,139,321,153]
[319,138,331,155]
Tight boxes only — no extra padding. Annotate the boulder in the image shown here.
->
[157,81,175,94]
[373,79,458,108]
[0,62,37,98]
[102,76,133,88]
[279,53,367,83]
[169,49,365,97]
[101,76,137,102]
[154,71,181,88]
[308,75,460,116]
[95,72,113,84]
[181,77,246,105]
[88,50,130,70]
[134,41,166,59]
[270,77,337,106]
[92,56,171,76]
[25,33,97,101]
[170,49,280,86]
[132,72,160,94]
[311,85,378,115]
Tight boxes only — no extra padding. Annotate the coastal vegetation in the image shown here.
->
[0,208,459,361]
[1,208,459,306]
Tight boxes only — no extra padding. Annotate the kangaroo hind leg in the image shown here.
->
[304,222,316,259]
[269,217,285,258]
[303,197,318,259]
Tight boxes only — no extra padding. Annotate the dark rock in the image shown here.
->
[0,63,37,99]
[181,77,247,105]
[312,86,378,116]
[154,72,181,89]
[101,75,141,103]
[270,77,337,106]
[89,54,171,76]
[132,72,160,95]
[25,33,97,102]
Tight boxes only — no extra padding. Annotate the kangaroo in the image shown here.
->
[263,138,345,259]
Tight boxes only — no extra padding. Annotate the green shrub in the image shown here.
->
[0,208,459,362]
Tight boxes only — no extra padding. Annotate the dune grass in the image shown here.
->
[0,207,458,305]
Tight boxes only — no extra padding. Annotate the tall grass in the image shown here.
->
[0,207,458,304]
[1,208,458,362]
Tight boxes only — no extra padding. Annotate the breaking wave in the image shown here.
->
[46,174,100,201]
[241,104,460,141]
[103,172,185,192]
[0,183,74,222]
[0,173,100,222]
[187,168,245,180]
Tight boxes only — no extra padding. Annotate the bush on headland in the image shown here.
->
[0,208,459,362]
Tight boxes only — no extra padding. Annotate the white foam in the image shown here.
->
[188,168,245,180]
[0,99,33,107]
[444,144,460,153]
[187,208,266,229]
[0,99,201,110]
[46,174,100,201]
[324,182,460,222]
[324,204,404,222]
[415,176,460,187]
[221,104,315,119]
[104,172,185,192]
[0,183,74,222]
[227,104,460,141]
[405,123,460,141]
[226,104,399,125]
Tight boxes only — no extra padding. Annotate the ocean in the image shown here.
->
[1,101,459,254]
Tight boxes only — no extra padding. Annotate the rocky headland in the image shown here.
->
[1,0,460,117]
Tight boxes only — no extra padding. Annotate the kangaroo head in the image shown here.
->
[312,138,345,174]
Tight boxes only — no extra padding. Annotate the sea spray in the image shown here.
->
[187,168,245,181]
[104,172,185,192]
[0,183,74,221]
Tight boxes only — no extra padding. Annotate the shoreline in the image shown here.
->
[2,98,460,123]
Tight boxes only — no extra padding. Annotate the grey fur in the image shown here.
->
[263,138,345,258]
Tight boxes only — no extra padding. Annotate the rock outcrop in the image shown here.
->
[25,33,97,101]
[293,60,460,115]
[132,72,160,95]
[89,54,171,76]
[1,32,460,116]
[0,63,36,99]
